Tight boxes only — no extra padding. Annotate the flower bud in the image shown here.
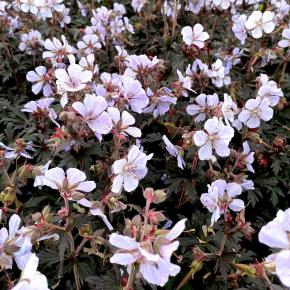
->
[234,263,256,277]
[143,188,167,204]
[273,136,286,152]
[18,164,33,181]
[71,192,85,201]
[79,224,93,237]
[0,187,16,205]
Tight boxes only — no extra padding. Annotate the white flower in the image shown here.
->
[257,74,283,106]
[21,98,58,126]
[181,24,209,48]
[245,11,275,39]
[26,66,52,96]
[20,0,41,15]
[109,219,186,286]
[241,179,255,190]
[72,94,112,140]
[200,180,244,225]
[111,145,153,193]
[162,135,185,170]
[0,214,33,270]
[186,58,209,79]
[55,64,92,92]
[186,93,220,122]
[43,167,96,202]
[107,107,141,138]
[43,35,73,62]
[258,208,290,287]
[242,142,255,173]
[193,117,234,160]
[143,87,177,118]
[176,69,194,97]
[12,254,50,290]
[278,26,290,48]
[124,54,161,78]
[221,93,239,127]
[33,161,52,187]
[18,30,44,55]
[208,59,231,88]
[118,76,149,113]
[79,54,99,75]
[212,0,233,10]
[238,98,273,128]
[77,34,101,55]
[0,140,35,159]
[163,0,181,17]
[131,0,146,13]
[75,198,113,230]
[232,14,247,45]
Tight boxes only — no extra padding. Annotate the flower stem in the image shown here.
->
[124,264,135,290]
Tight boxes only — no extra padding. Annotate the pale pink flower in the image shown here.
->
[79,54,99,75]
[131,0,146,13]
[143,87,176,118]
[20,0,41,15]
[221,93,239,126]
[186,59,209,78]
[33,161,52,187]
[118,76,149,113]
[72,94,112,140]
[18,30,44,55]
[176,70,193,97]
[124,54,161,78]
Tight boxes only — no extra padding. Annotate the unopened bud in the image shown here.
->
[235,263,256,277]
[71,192,85,201]
[273,136,286,152]
[66,111,76,121]
[143,188,167,204]
[59,111,68,121]
[80,224,93,237]
[0,187,16,205]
